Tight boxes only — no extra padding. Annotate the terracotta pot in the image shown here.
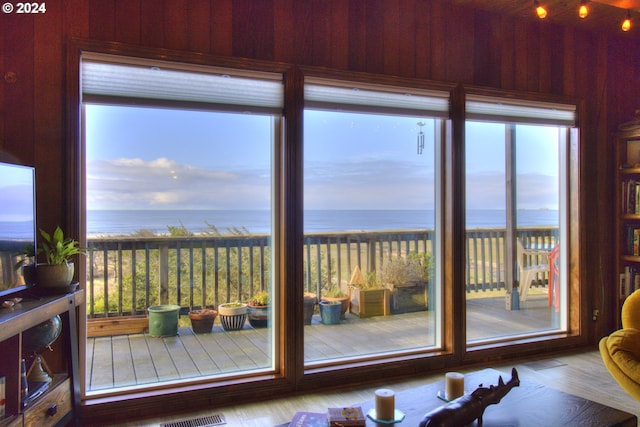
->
[188,309,217,333]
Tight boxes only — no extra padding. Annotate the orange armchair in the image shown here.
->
[599,289,640,401]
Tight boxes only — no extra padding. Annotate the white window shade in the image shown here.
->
[81,54,284,112]
[304,77,450,117]
[466,94,576,126]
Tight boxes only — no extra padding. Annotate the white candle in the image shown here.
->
[445,372,465,400]
[375,388,395,421]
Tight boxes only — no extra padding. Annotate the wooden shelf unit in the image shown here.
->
[615,126,640,328]
[0,290,82,427]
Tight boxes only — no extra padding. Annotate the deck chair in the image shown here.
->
[548,244,560,311]
[516,239,550,303]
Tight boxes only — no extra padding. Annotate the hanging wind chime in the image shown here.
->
[417,121,425,155]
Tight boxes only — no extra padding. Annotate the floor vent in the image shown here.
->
[160,414,226,427]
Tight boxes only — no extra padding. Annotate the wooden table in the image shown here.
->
[280,368,637,426]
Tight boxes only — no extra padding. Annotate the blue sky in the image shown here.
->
[85,104,560,211]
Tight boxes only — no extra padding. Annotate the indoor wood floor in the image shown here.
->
[110,350,639,427]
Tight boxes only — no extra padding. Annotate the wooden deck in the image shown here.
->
[86,294,556,392]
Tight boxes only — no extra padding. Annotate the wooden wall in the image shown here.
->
[0,0,638,350]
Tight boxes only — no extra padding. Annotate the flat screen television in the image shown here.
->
[0,161,36,298]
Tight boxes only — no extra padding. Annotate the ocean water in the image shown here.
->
[86,209,559,237]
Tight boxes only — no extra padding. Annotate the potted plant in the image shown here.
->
[247,290,269,328]
[303,292,317,325]
[13,243,37,286]
[188,307,217,333]
[319,299,342,324]
[382,253,429,314]
[35,226,88,293]
[321,282,349,319]
[217,302,248,331]
[348,266,389,318]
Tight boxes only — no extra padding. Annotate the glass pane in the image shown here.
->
[303,110,440,365]
[465,121,566,343]
[515,125,563,330]
[84,104,276,393]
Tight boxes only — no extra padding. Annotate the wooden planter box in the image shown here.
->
[390,281,428,314]
[348,286,389,318]
[87,315,149,337]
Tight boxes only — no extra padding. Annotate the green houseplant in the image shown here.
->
[35,226,88,292]
[247,290,269,328]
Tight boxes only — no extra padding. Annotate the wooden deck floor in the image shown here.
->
[86,294,556,392]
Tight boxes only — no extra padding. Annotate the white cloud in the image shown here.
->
[87,158,269,210]
[87,157,558,212]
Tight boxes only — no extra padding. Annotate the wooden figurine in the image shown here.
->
[419,368,520,427]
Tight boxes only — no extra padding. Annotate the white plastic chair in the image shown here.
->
[516,240,550,303]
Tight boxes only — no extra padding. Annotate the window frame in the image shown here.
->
[300,75,451,366]
[66,40,586,414]
[460,87,583,360]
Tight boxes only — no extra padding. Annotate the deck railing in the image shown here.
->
[85,227,558,319]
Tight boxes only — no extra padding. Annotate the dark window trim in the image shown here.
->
[67,39,586,422]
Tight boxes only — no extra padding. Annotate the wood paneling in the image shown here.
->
[88,0,115,41]
[366,0,385,75]
[115,0,141,45]
[211,0,232,56]
[414,0,431,79]
[141,0,166,47]
[429,0,448,82]
[232,0,274,60]
[2,13,34,165]
[330,0,350,70]
[186,0,211,52]
[64,0,90,39]
[34,2,65,233]
[473,10,499,87]
[348,0,367,72]
[165,0,188,51]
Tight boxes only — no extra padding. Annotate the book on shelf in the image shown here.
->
[624,226,640,255]
[290,411,327,427]
[623,179,640,214]
[622,266,640,299]
[327,406,365,427]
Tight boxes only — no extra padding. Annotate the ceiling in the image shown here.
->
[450,0,640,39]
